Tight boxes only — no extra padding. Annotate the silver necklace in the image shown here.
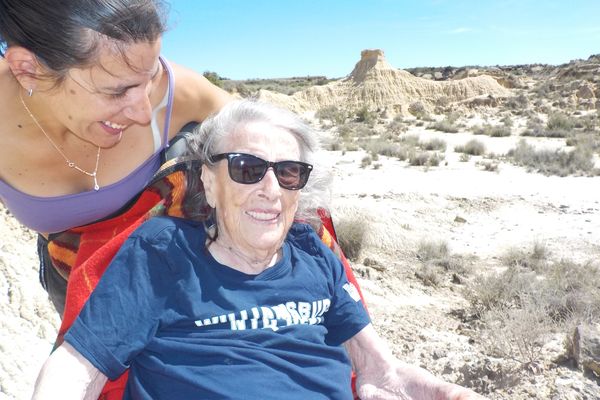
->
[19,91,101,191]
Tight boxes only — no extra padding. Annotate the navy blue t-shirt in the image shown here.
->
[65,217,370,399]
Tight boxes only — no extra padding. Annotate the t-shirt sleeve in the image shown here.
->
[64,227,174,380]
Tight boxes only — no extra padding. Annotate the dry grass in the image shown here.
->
[455,139,486,156]
[507,139,597,176]
[467,240,600,371]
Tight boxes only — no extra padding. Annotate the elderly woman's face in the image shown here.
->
[203,121,302,258]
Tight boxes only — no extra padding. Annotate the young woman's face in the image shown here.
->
[48,38,163,148]
[202,121,303,260]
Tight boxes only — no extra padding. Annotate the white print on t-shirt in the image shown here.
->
[194,299,331,332]
[342,282,361,302]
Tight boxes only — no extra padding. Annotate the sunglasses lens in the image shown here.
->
[275,162,308,189]
[229,154,267,184]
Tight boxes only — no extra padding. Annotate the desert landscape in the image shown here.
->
[1,49,599,399]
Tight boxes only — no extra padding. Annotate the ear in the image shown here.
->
[4,46,42,91]
[200,164,217,208]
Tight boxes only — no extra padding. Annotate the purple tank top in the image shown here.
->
[0,57,175,233]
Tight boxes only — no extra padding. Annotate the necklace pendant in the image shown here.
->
[68,162,75,168]
[94,183,100,191]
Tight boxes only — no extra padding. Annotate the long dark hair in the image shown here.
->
[0,0,167,83]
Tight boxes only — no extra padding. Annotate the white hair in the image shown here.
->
[184,99,332,230]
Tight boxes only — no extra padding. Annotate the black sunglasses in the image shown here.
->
[209,153,313,190]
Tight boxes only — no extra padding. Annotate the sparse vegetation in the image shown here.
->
[455,139,486,156]
[221,75,335,95]
[507,139,597,176]
[316,106,347,126]
[355,106,378,126]
[467,241,600,370]
[334,216,368,261]
[408,101,429,119]
[430,113,461,133]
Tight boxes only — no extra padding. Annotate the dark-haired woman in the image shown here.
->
[0,0,231,314]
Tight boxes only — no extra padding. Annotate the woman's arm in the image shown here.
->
[32,342,107,400]
[345,324,486,400]
[168,62,233,138]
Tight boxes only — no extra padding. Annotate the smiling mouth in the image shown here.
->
[101,120,127,131]
[246,211,280,221]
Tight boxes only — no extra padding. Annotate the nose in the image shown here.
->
[258,168,282,199]
[123,86,153,125]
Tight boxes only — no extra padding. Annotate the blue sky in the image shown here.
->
[161,0,600,80]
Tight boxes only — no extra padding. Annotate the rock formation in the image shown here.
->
[258,49,511,116]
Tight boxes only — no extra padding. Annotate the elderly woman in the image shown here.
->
[33,100,485,400]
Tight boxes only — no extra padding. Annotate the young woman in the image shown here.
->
[0,0,231,313]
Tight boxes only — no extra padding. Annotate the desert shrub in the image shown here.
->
[547,112,576,131]
[409,152,444,167]
[337,123,354,139]
[467,267,535,316]
[507,139,595,176]
[566,133,600,153]
[420,138,447,151]
[408,101,428,119]
[472,124,511,137]
[361,138,412,160]
[501,242,550,272]
[455,139,486,156]
[459,153,471,162]
[360,155,373,168]
[505,93,529,110]
[355,106,378,126]
[417,240,449,262]
[522,112,576,138]
[415,264,442,287]
[386,119,408,136]
[430,113,460,133]
[480,300,554,367]
[501,115,514,128]
[316,106,347,125]
[337,122,374,139]
[477,160,499,172]
[399,134,420,147]
[415,240,468,273]
[470,251,600,370]
[538,259,600,324]
[334,217,368,261]
[328,141,342,151]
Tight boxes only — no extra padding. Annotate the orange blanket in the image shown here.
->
[46,159,365,399]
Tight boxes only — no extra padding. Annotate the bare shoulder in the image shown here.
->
[169,62,232,128]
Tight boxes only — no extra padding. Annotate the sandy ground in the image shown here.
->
[1,125,599,399]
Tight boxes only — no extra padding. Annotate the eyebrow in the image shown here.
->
[102,62,161,93]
